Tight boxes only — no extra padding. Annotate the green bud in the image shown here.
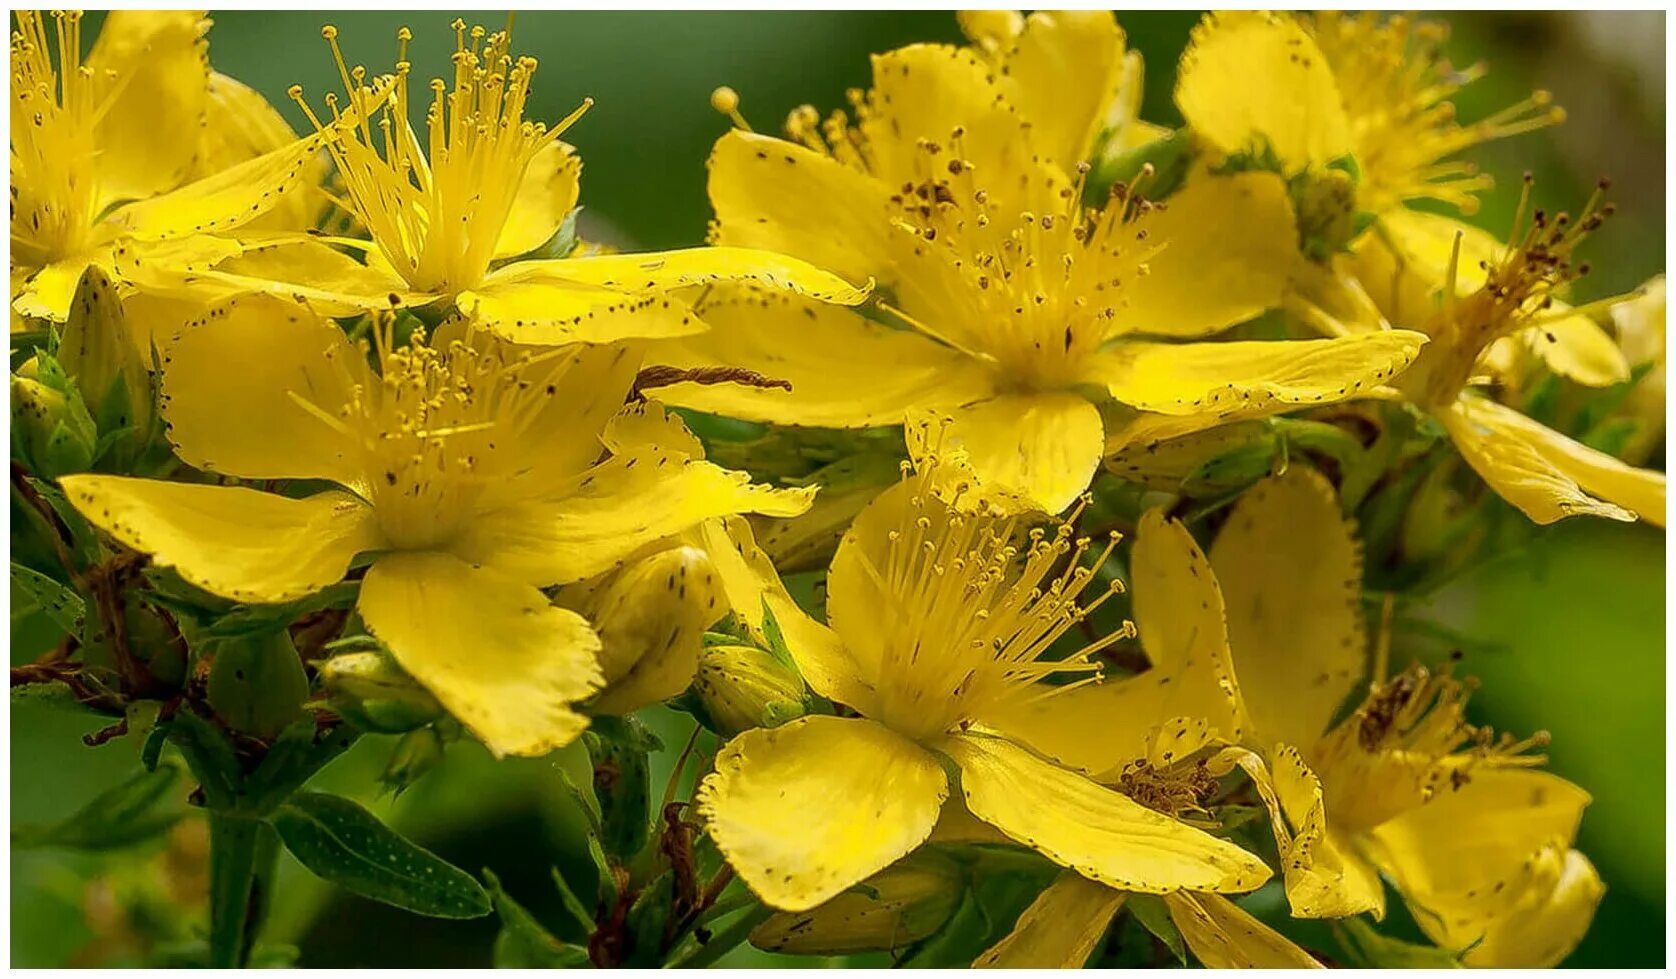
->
[318,649,444,734]
[751,849,965,955]
[693,643,808,736]
[380,726,445,795]
[1291,166,1361,261]
[205,628,310,740]
[11,372,97,478]
[57,266,157,466]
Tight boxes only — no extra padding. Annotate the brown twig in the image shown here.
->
[11,461,83,584]
[631,365,791,401]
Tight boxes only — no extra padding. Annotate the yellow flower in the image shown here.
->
[9,10,327,320]
[1173,11,1564,327]
[1369,186,1664,525]
[970,506,1318,968]
[59,299,812,757]
[149,21,867,342]
[696,454,1271,913]
[986,468,1603,966]
[651,20,1426,513]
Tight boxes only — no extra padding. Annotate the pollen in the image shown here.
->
[289,21,591,296]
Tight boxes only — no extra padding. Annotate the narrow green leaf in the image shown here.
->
[484,868,591,967]
[272,791,490,919]
[244,719,359,814]
[12,762,182,850]
[11,561,86,639]
[1336,918,1464,968]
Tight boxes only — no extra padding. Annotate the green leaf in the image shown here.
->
[1335,918,1463,968]
[12,762,183,850]
[165,709,244,811]
[1126,894,1187,965]
[484,868,592,967]
[272,791,491,919]
[10,562,86,639]
[550,866,600,942]
[622,869,675,966]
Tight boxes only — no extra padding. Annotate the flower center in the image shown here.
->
[291,316,577,551]
[860,457,1130,741]
[1312,661,1549,833]
[10,10,111,264]
[289,20,589,296]
[1404,178,1615,406]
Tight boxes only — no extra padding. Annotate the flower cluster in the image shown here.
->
[9,9,1662,969]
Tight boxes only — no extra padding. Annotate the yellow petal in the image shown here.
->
[448,446,815,588]
[111,132,328,241]
[1365,767,1592,956]
[1113,171,1299,338]
[906,392,1104,515]
[989,11,1129,168]
[160,293,369,490]
[974,871,1125,968]
[461,273,703,346]
[1261,744,1386,919]
[649,286,996,427]
[12,253,100,322]
[493,140,582,260]
[1175,11,1351,170]
[1164,892,1322,968]
[983,508,1240,778]
[1460,850,1603,968]
[1513,308,1632,387]
[762,593,877,716]
[195,72,326,233]
[59,476,382,604]
[1453,396,1664,526]
[708,130,892,288]
[87,12,210,208]
[942,733,1271,894]
[690,515,790,640]
[1086,331,1426,416]
[359,550,602,758]
[697,715,948,911]
[864,44,1069,214]
[493,246,867,307]
[560,545,722,716]
[1209,468,1364,748]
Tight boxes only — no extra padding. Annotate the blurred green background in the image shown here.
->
[11,9,1665,968]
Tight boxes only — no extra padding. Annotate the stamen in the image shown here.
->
[709,86,752,132]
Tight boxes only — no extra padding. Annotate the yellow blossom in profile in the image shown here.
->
[1366,184,1664,525]
[697,451,1271,913]
[141,20,867,343]
[9,10,326,321]
[651,13,1426,514]
[59,300,812,757]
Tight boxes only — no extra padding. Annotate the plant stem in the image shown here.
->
[664,903,773,969]
[208,812,270,967]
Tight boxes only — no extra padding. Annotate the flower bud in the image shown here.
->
[318,649,444,734]
[205,628,310,740]
[750,849,965,955]
[560,545,723,716]
[1294,166,1362,261]
[11,370,97,478]
[693,643,807,736]
[57,266,157,466]
[380,726,445,795]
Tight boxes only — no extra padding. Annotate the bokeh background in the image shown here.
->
[10,9,1665,968]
